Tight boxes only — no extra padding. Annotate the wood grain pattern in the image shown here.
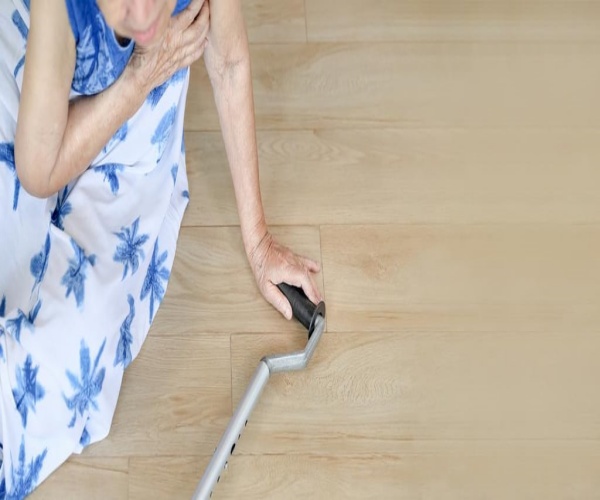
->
[30,458,128,500]
[183,129,600,227]
[230,332,600,455]
[85,334,231,457]
[306,0,600,42]
[129,456,209,500]
[321,224,600,334]
[151,226,324,335]
[207,445,600,499]
[243,0,306,43]
[128,447,600,499]
[185,43,600,131]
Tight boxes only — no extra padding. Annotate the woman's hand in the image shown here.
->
[128,0,210,95]
[249,232,323,320]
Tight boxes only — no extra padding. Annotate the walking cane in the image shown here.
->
[192,283,326,499]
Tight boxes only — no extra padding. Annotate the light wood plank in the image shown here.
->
[243,0,306,43]
[321,224,600,333]
[129,456,209,500]
[30,457,128,500]
[152,226,323,335]
[213,445,600,499]
[306,0,600,42]
[185,42,600,130]
[129,443,600,499]
[230,332,600,455]
[183,129,600,226]
[84,334,230,457]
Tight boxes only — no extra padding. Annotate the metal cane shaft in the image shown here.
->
[192,284,326,499]
[192,362,271,500]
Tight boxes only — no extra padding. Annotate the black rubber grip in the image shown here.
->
[277,283,326,337]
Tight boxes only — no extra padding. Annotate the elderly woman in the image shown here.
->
[0,0,321,495]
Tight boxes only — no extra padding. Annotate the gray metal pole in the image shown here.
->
[192,314,326,500]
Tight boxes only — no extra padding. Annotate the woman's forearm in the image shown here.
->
[208,52,268,256]
[201,0,322,314]
[46,68,146,195]
[18,65,146,198]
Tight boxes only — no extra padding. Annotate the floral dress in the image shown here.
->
[0,0,191,496]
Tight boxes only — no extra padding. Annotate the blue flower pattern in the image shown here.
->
[63,339,106,428]
[51,186,73,230]
[94,163,124,194]
[140,241,170,322]
[113,218,149,279]
[151,106,177,157]
[30,235,51,290]
[11,9,28,78]
[0,296,4,361]
[12,356,46,428]
[148,68,187,108]
[0,142,20,211]
[103,122,128,153]
[6,301,41,343]
[79,426,91,447]
[2,438,47,500]
[114,295,135,368]
[61,240,96,308]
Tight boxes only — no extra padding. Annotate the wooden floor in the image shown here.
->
[32,1,600,498]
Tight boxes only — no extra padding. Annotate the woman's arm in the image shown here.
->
[15,0,208,198]
[203,0,322,317]
[15,0,142,197]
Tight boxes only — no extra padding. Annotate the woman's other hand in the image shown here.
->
[129,0,210,95]
[249,232,323,320]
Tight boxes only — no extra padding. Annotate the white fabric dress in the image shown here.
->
[0,0,192,496]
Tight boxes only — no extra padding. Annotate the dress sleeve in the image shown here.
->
[63,0,87,43]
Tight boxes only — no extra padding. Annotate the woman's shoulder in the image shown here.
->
[64,0,134,95]
[63,0,98,43]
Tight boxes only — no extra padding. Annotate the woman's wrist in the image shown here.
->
[241,216,269,258]
[122,54,152,106]
[122,63,150,105]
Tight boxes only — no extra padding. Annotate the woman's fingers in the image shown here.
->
[277,256,322,306]
[185,4,210,45]
[291,252,322,303]
[300,256,321,273]
[179,1,210,57]
[272,270,320,319]
[264,283,293,320]
[196,0,210,30]
[175,0,203,30]
[129,0,211,92]
[248,232,323,321]
[196,14,210,43]
[294,268,322,305]
[179,29,206,59]
[180,38,207,68]
[176,4,210,68]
